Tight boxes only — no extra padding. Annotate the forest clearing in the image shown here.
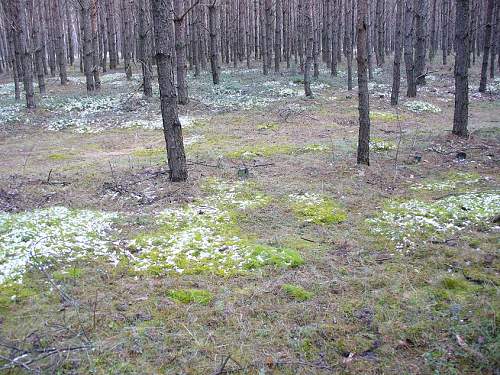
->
[0,0,499,373]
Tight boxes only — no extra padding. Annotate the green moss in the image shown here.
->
[48,153,71,160]
[411,172,482,192]
[129,179,304,276]
[282,284,314,301]
[441,277,470,291]
[370,111,400,122]
[257,122,279,131]
[53,267,84,281]
[288,193,347,225]
[167,289,213,305]
[0,282,38,310]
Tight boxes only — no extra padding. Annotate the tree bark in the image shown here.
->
[479,0,495,92]
[453,0,470,138]
[304,0,313,97]
[404,0,417,97]
[174,0,189,104]
[208,1,221,84]
[414,0,427,85]
[138,0,152,96]
[391,0,403,106]
[357,0,370,165]
[151,0,188,182]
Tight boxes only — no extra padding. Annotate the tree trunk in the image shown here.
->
[208,1,221,84]
[81,0,95,91]
[33,0,46,94]
[90,0,101,89]
[345,0,353,90]
[479,0,495,92]
[404,0,417,97]
[414,0,427,85]
[138,0,152,96]
[274,0,281,72]
[357,0,370,165]
[105,0,118,69]
[442,0,448,65]
[14,0,36,108]
[174,0,189,104]
[453,0,470,138]
[151,0,188,182]
[304,0,313,97]
[391,0,403,106]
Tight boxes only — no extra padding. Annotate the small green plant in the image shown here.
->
[132,148,165,158]
[282,284,314,301]
[167,289,213,305]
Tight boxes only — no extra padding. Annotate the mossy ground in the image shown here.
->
[0,60,499,374]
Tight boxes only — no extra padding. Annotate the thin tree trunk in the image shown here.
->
[404,0,417,97]
[453,0,470,138]
[14,0,35,108]
[414,0,427,85]
[274,0,281,72]
[138,0,152,96]
[174,0,189,104]
[208,1,221,84]
[33,0,46,94]
[345,0,353,90]
[391,0,403,106]
[479,0,495,92]
[91,0,100,89]
[151,0,188,182]
[304,0,313,97]
[357,0,370,165]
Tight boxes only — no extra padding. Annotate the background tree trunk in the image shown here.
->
[357,0,370,165]
[479,0,495,92]
[453,0,470,137]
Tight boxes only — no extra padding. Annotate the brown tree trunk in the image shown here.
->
[174,0,189,104]
[414,0,427,85]
[453,0,470,138]
[138,0,152,96]
[391,0,403,106]
[81,0,95,92]
[208,1,221,84]
[404,0,417,97]
[105,0,118,69]
[345,0,353,90]
[357,0,370,165]
[304,0,313,97]
[151,0,188,182]
[91,0,101,89]
[274,0,281,72]
[479,0,495,92]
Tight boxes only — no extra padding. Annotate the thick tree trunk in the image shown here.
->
[151,0,188,182]
[52,0,67,85]
[391,0,403,106]
[357,0,370,165]
[453,0,470,138]
[304,0,313,97]
[479,0,495,92]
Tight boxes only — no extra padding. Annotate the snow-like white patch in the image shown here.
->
[0,207,118,284]
[367,192,500,250]
[404,100,441,113]
[411,173,482,191]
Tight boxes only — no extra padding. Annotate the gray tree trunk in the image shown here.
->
[479,0,495,92]
[391,0,403,106]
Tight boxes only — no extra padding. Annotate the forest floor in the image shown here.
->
[0,61,499,374]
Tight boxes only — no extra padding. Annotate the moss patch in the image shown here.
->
[129,179,303,275]
[282,284,314,301]
[288,193,347,225]
[411,172,483,192]
[167,289,213,305]
[370,111,400,122]
[367,192,500,250]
